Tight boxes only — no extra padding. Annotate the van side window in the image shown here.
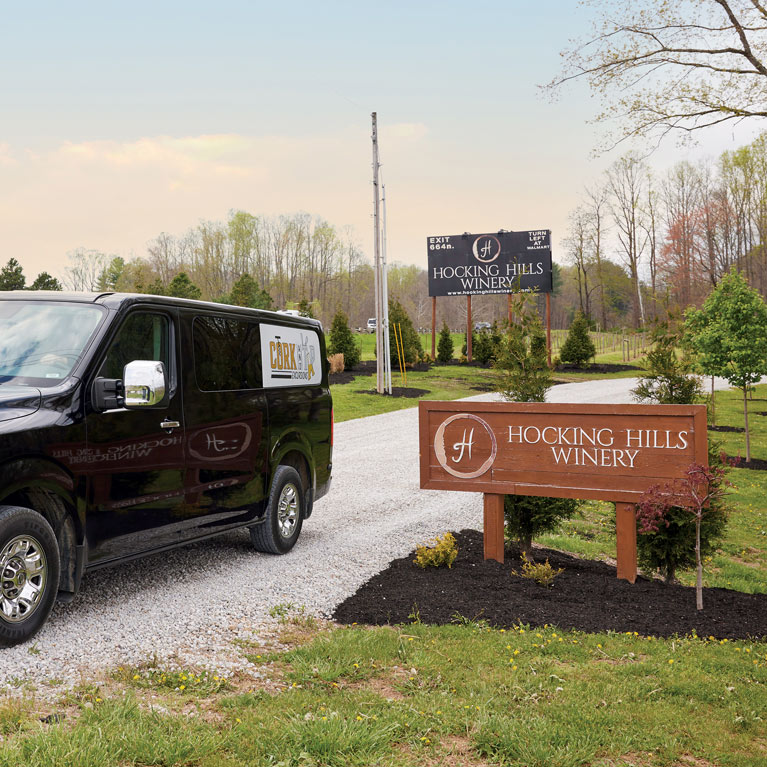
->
[193,316,261,391]
[99,313,170,379]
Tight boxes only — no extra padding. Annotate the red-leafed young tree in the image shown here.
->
[637,464,731,610]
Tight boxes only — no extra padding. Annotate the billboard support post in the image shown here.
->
[467,295,472,362]
[546,292,552,367]
[431,296,436,360]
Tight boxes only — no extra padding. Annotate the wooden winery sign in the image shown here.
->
[419,401,708,582]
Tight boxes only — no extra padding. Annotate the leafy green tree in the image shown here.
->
[436,322,454,363]
[328,310,361,370]
[632,315,702,404]
[227,273,273,309]
[495,295,579,555]
[166,272,202,300]
[97,256,126,291]
[389,300,423,365]
[0,258,26,291]
[29,272,62,291]
[559,311,596,367]
[685,270,767,462]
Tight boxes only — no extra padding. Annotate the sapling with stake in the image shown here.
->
[636,463,731,610]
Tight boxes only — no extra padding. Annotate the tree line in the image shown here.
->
[10,135,767,332]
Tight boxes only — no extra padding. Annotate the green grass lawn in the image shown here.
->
[3,617,765,766]
[332,353,645,422]
[3,381,765,765]
[332,363,499,422]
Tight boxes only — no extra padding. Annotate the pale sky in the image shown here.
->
[1,1,762,281]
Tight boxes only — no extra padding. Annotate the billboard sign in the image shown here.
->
[426,230,552,297]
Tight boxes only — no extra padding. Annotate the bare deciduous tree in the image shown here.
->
[548,0,767,147]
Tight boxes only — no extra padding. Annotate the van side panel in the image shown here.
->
[264,322,332,503]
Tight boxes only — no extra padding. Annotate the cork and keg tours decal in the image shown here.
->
[261,323,321,388]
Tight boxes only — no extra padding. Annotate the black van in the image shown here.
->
[0,292,333,647]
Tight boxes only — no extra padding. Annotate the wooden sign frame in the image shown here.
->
[419,401,708,582]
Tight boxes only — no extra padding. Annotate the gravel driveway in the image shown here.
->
[0,376,738,690]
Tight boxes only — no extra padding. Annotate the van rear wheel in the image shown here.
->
[250,466,304,554]
[0,506,60,648]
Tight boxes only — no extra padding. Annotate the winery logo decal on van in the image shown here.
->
[261,322,321,387]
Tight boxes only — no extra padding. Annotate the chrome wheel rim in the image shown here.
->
[277,483,299,539]
[0,535,47,623]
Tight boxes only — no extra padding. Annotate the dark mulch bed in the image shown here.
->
[329,360,433,386]
[709,425,745,433]
[333,530,767,640]
[354,387,430,399]
[329,360,377,385]
[555,362,643,373]
[726,455,767,471]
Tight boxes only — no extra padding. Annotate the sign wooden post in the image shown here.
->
[431,296,437,360]
[419,401,708,581]
[615,502,638,583]
[483,493,505,563]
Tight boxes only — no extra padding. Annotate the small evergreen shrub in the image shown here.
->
[389,300,423,365]
[514,553,564,587]
[504,494,579,557]
[559,311,596,367]
[328,353,344,374]
[633,315,702,404]
[494,319,552,402]
[436,322,454,363]
[473,330,497,365]
[414,532,458,569]
[328,311,361,370]
[298,298,315,318]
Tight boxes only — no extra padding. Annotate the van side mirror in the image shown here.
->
[123,360,168,408]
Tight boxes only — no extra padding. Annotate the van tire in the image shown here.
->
[250,466,304,554]
[0,506,60,648]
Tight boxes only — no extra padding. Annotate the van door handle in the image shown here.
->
[160,419,181,432]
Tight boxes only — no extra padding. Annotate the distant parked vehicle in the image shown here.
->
[474,321,491,331]
[367,318,377,333]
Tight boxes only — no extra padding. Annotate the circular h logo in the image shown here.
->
[434,413,497,479]
[472,235,501,264]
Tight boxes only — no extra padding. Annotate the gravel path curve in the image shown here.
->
[0,376,739,690]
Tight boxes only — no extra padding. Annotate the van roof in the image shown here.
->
[0,291,324,329]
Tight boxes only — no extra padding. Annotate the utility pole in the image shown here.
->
[381,182,392,393]
[372,112,384,393]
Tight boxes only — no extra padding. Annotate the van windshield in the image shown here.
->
[0,301,105,386]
